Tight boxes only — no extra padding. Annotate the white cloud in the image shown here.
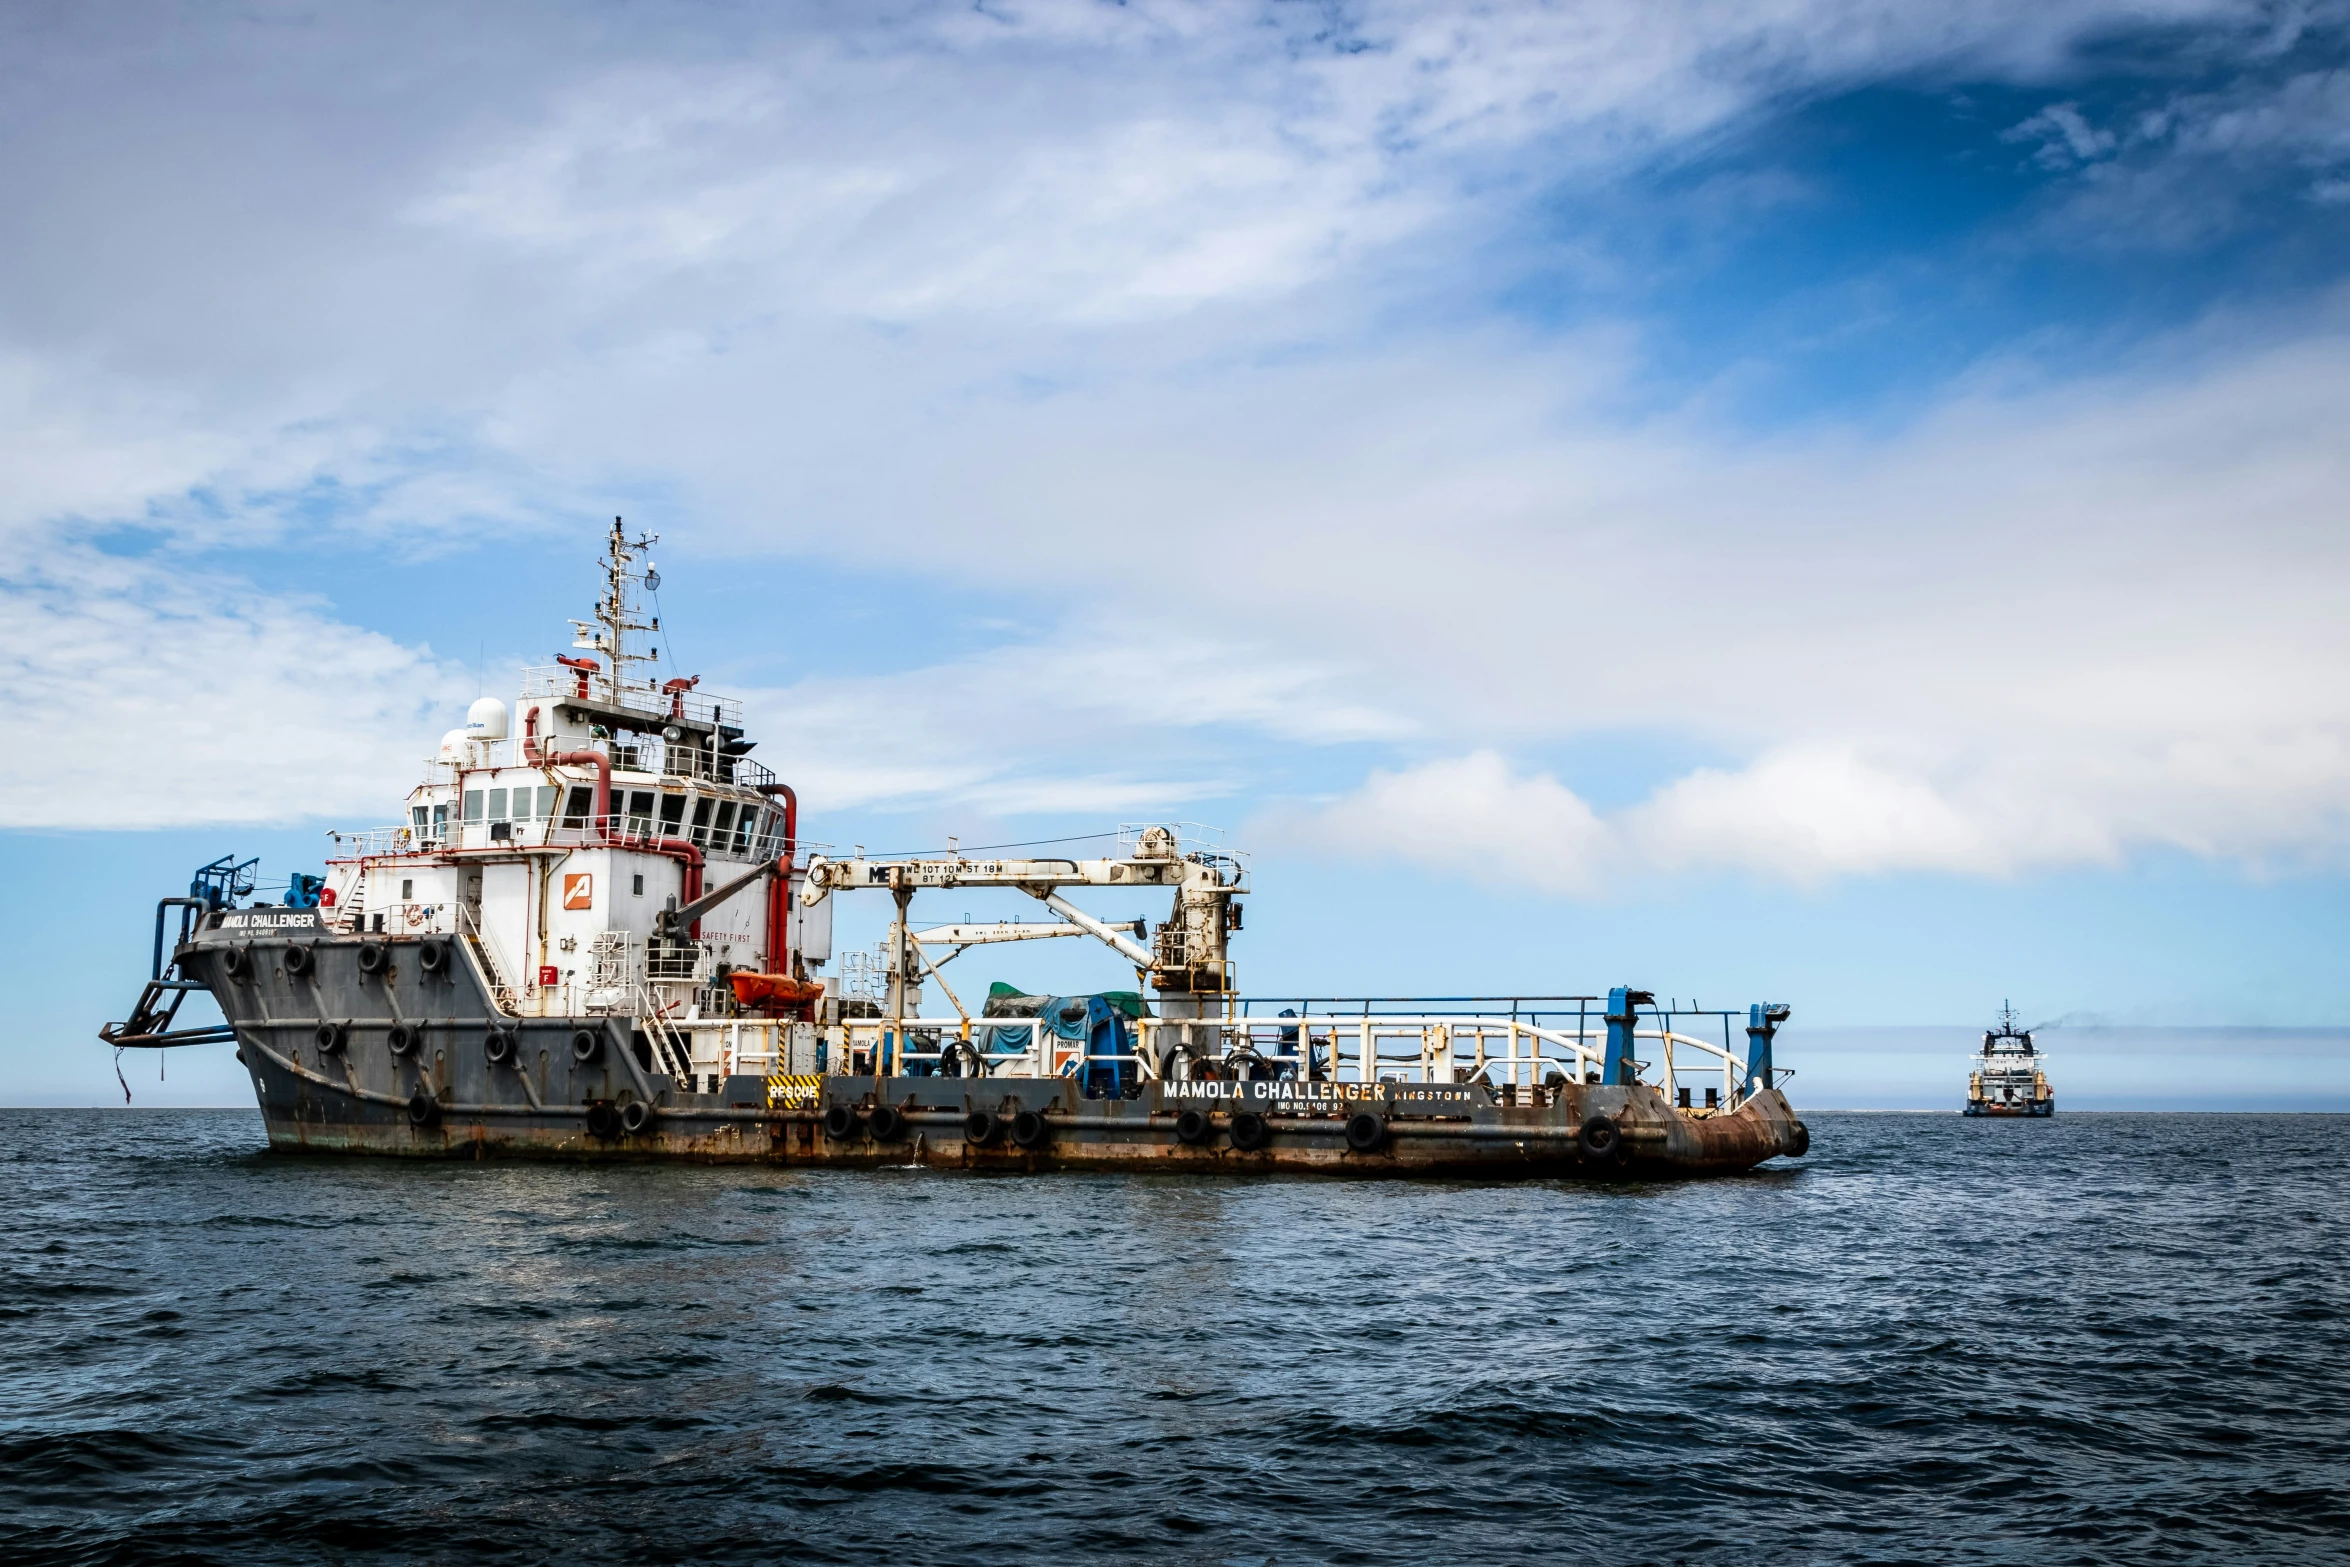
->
[743,621,1410,817]
[1265,751,1612,894]
[0,549,468,828]
[0,0,2343,887]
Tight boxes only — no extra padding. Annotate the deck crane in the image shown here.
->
[802,825,1244,1072]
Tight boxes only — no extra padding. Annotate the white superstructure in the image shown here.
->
[315,520,830,1036]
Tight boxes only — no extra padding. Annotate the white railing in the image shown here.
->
[456,904,521,1016]
[634,982,694,1077]
[328,813,792,867]
[812,1012,1765,1108]
[517,667,744,731]
[353,899,457,935]
[420,734,775,793]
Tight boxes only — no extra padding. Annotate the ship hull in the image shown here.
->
[189,929,1808,1176]
[1963,1100,2054,1117]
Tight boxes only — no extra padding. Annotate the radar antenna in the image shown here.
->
[569,515,660,707]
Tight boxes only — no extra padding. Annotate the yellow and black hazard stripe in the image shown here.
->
[767,1073,822,1109]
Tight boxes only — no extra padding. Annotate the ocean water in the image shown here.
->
[1,1111,2343,1566]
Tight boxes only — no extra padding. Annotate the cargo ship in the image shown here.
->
[1964,1003,2053,1117]
[101,521,1811,1175]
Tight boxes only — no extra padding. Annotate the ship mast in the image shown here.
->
[573,516,659,706]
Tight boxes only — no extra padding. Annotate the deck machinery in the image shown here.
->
[102,523,1811,1175]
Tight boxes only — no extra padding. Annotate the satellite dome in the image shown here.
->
[438,728,473,763]
[465,696,509,740]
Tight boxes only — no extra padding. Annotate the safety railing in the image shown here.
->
[517,667,744,731]
[451,904,520,1016]
[814,1005,1767,1108]
[634,982,694,1078]
[826,1017,1117,1082]
[352,899,457,935]
[329,812,794,866]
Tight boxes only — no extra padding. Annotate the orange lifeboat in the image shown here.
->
[728,972,826,1012]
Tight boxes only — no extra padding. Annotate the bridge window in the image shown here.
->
[463,790,484,822]
[562,787,594,828]
[626,791,656,834]
[690,796,714,847]
[536,785,557,819]
[487,788,508,820]
[659,793,686,836]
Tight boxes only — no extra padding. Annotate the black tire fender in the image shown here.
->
[313,1021,347,1054]
[386,1024,419,1056]
[1580,1113,1622,1162]
[1173,1107,1211,1145]
[867,1105,905,1142]
[1011,1109,1049,1149]
[418,939,449,976]
[823,1103,859,1141]
[1229,1111,1270,1152]
[585,1101,620,1138]
[484,1026,519,1066]
[1789,1120,1811,1157]
[221,946,251,981]
[620,1099,656,1135]
[569,1028,601,1064]
[1344,1111,1387,1153]
[283,944,314,977]
[356,942,387,976]
[963,1109,1001,1146]
[405,1089,439,1127]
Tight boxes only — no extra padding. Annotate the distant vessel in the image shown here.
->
[1964,1003,2052,1117]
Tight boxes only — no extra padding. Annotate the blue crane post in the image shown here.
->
[1603,986,1654,1086]
[1743,1003,1791,1096]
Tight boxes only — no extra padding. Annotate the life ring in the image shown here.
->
[1229,1111,1270,1152]
[356,942,387,976]
[1011,1109,1049,1149]
[283,944,314,977]
[867,1105,906,1142]
[569,1028,602,1064]
[620,1099,656,1135]
[585,1102,620,1138]
[963,1109,1000,1146]
[1174,1108,1211,1145]
[822,1104,858,1140]
[484,1026,519,1066]
[387,1024,419,1056]
[418,939,449,976]
[405,1089,439,1127]
[313,1021,347,1054]
[1579,1113,1622,1162]
[221,947,251,980]
[1344,1111,1387,1153]
[404,905,426,929]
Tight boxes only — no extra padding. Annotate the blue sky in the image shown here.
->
[4,1,2348,1105]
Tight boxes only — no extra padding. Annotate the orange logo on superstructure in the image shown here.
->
[562,873,594,910]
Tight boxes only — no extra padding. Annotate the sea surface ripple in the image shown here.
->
[0,1110,2343,1565]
